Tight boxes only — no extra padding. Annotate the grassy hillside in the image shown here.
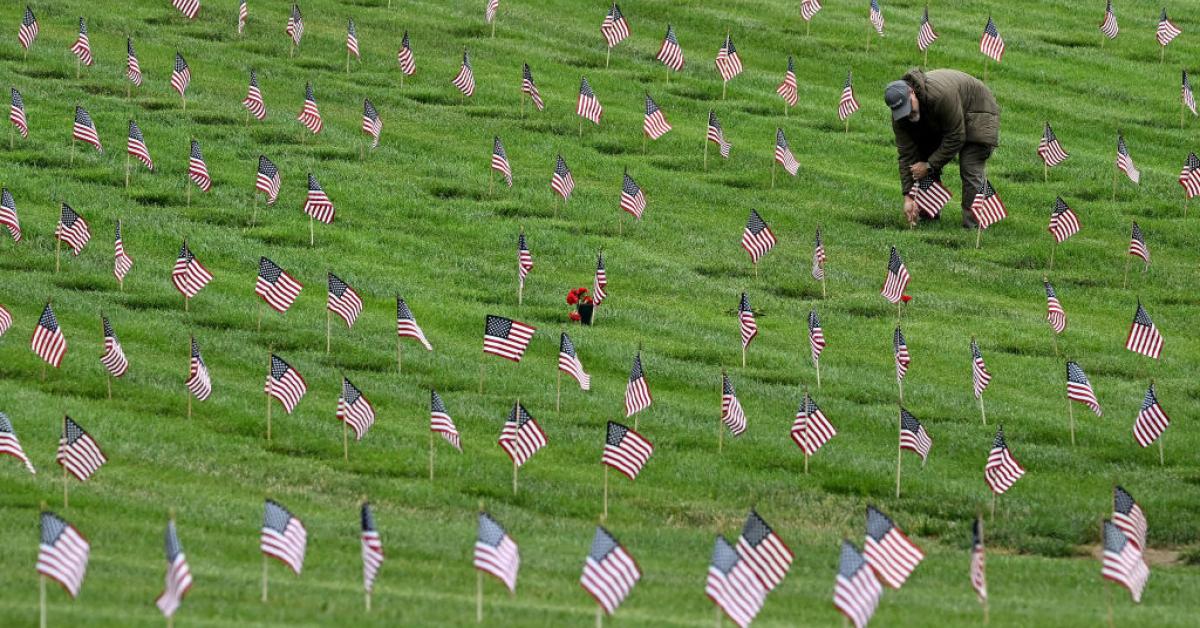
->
[0,0,1197,625]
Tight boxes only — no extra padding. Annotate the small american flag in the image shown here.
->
[1101,521,1148,602]
[774,128,799,176]
[483,315,535,362]
[1184,71,1197,116]
[521,64,544,111]
[1179,153,1200,198]
[18,6,38,50]
[498,401,547,467]
[453,50,475,97]
[808,309,825,364]
[188,140,211,192]
[1048,197,1079,243]
[430,390,460,450]
[706,536,766,628]
[742,209,777,263]
[113,221,133,282]
[73,106,102,153]
[57,416,107,481]
[1113,486,1147,550]
[186,337,211,401]
[1133,383,1169,448]
[0,303,10,337]
[1045,280,1066,334]
[38,511,90,598]
[720,373,747,437]
[261,500,307,575]
[397,31,415,76]
[328,273,363,328]
[304,173,335,224]
[777,56,798,107]
[582,526,640,615]
[984,425,1025,494]
[657,24,684,71]
[551,155,575,200]
[791,392,836,456]
[812,226,826,280]
[256,257,303,313]
[736,510,793,591]
[558,333,590,391]
[971,338,992,399]
[265,354,307,414]
[338,377,376,441]
[643,93,671,140]
[738,292,757,349]
[56,203,90,256]
[715,35,743,82]
[917,6,938,51]
[100,316,128,378]
[899,408,932,463]
[970,519,987,603]
[9,89,27,139]
[838,71,860,121]
[970,181,1007,229]
[1156,8,1181,47]
[592,250,607,305]
[1125,301,1163,359]
[0,412,36,473]
[127,39,143,86]
[286,4,304,47]
[577,77,602,124]
[155,520,193,618]
[625,352,652,417]
[256,155,281,205]
[1066,361,1102,416]
[492,137,513,188]
[600,3,630,48]
[517,231,533,289]
[602,421,653,480]
[869,0,885,36]
[913,176,952,218]
[485,0,500,24]
[880,246,910,304]
[980,17,1004,62]
[171,53,191,97]
[619,171,646,219]
[475,512,519,592]
[707,111,731,158]
[173,0,200,19]
[397,297,432,350]
[1128,222,1149,264]
[127,120,153,170]
[172,241,213,299]
[32,303,67,367]
[346,18,359,59]
[864,505,924,589]
[362,99,382,149]
[244,70,266,120]
[361,503,384,594]
[1116,133,1139,184]
[297,82,323,134]
[238,0,247,34]
[1100,0,1119,39]
[834,539,881,628]
[801,0,822,21]
[894,326,910,382]
[1038,122,1069,166]
[71,18,93,66]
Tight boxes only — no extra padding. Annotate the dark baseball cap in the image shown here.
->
[884,80,912,121]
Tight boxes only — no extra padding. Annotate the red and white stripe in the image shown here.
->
[57,417,107,481]
[38,512,90,598]
[706,536,766,628]
[601,422,653,481]
[581,527,640,615]
[172,243,213,299]
[173,0,200,19]
[483,315,535,362]
[265,355,307,414]
[1133,384,1170,448]
[255,258,304,314]
[864,507,924,589]
[791,394,836,456]
[984,428,1025,494]
[261,501,307,575]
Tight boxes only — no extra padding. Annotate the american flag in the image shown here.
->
[100,316,128,378]
[328,273,363,328]
[361,503,384,594]
[834,540,881,628]
[808,309,826,364]
[9,88,27,139]
[1066,361,1102,416]
[1048,197,1079,243]
[838,71,860,121]
[265,354,307,414]
[643,93,671,140]
[453,50,475,97]
[430,389,460,450]
[864,505,924,589]
[619,171,646,219]
[581,526,640,615]
[256,257,303,313]
[127,39,143,86]
[812,226,826,281]
[521,64,544,111]
[558,333,591,391]
[1045,280,1066,334]
[1184,71,1197,116]
[397,297,432,350]
[970,181,1007,229]
[56,203,90,256]
[1125,301,1163,359]
[894,326,910,382]
[551,154,575,200]
[971,338,992,399]
[577,77,602,124]
[492,137,512,188]
[707,111,731,158]
[791,392,836,456]
[113,221,133,282]
[18,6,38,50]
[801,0,822,21]
[362,99,382,149]
[397,31,415,76]
[913,176,952,218]
[71,18,93,66]
[38,511,90,598]
[1128,222,1149,264]
[0,303,10,337]
[187,140,211,191]
[127,120,154,170]
[297,82,323,134]
[1116,133,1139,184]
[73,106,102,153]
[625,352,651,417]
[880,246,910,304]
[173,0,200,19]
[244,70,266,120]
[517,231,532,289]
[602,421,653,480]
[1100,0,1119,39]
[286,4,304,47]
[899,408,932,463]
[1133,383,1169,448]
[155,520,193,618]
[256,155,281,205]
[917,6,938,51]
[980,17,1004,62]
[1101,521,1148,603]
[304,173,335,224]
[657,24,684,71]
[172,241,213,298]
[1156,8,1180,47]
[593,251,607,305]
[1179,153,1200,198]
[777,56,798,107]
[0,412,36,473]
[775,128,799,176]
[171,53,191,97]
[338,377,376,441]
[600,3,629,48]
[720,373,747,437]
[706,536,766,628]
[742,209,777,263]
[57,416,107,481]
[869,0,885,36]
[483,315,535,362]
[238,0,247,35]
[186,337,211,401]
[1038,122,1069,166]
[1113,486,1147,550]
[984,425,1025,494]
[261,500,307,575]
[475,512,519,592]
[346,18,359,59]
[736,510,793,591]
[715,35,743,82]
[738,292,757,349]
[485,0,499,23]
[498,401,547,466]
[970,518,987,603]
[32,303,67,367]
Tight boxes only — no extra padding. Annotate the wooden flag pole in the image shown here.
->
[512,459,518,495]
[1043,161,1048,183]
[979,393,987,425]
[815,357,821,389]
[343,420,349,461]
[62,415,69,507]
[39,573,47,628]
[1160,44,1165,64]
[975,225,983,249]
[895,406,903,498]
[106,374,112,400]
[346,48,350,74]
[261,554,269,602]
[556,370,562,412]
[770,159,777,188]
[703,132,709,170]
[804,452,809,474]
[252,193,259,226]
[717,373,725,453]
[397,337,403,374]
[1067,394,1075,446]
[186,178,192,207]
[76,56,81,79]
[1111,165,1118,202]
[326,310,332,354]
[722,80,727,100]
[606,46,611,68]
[429,430,435,480]
[898,378,904,404]
[476,571,483,623]
[125,150,131,188]
[603,466,609,520]
[741,344,746,369]
[596,606,603,628]
[70,138,76,165]
[266,350,274,442]
[1122,256,1131,289]
[309,216,315,246]
[1158,435,1164,466]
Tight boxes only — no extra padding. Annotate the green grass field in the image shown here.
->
[1,0,1198,625]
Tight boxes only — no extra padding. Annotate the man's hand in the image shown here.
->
[909,161,931,180]
[903,195,918,227]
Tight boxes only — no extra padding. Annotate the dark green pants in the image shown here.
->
[959,143,995,228]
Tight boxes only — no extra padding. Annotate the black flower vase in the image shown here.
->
[577,302,594,326]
